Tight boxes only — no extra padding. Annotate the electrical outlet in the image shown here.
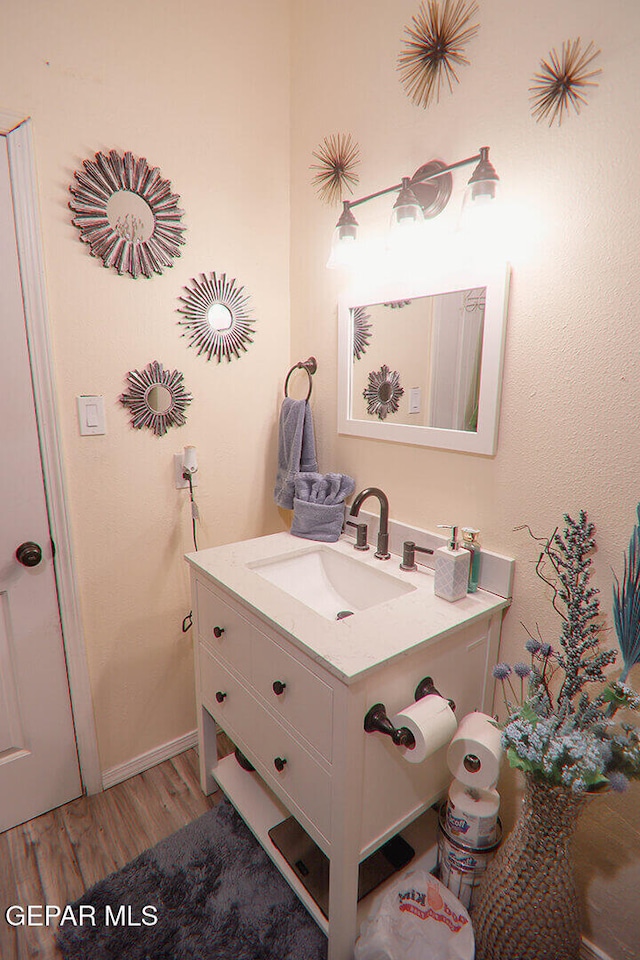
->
[174,453,198,489]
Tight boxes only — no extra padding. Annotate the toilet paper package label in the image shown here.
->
[445,780,500,848]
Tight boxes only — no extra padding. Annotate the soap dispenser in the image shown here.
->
[435,524,470,602]
[461,527,481,593]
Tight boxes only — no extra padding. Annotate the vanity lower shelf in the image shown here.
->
[211,753,439,937]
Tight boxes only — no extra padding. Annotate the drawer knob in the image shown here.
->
[213,626,225,638]
[215,691,227,703]
[273,756,287,772]
[272,680,287,696]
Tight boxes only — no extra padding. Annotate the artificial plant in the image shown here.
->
[494,510,640,793]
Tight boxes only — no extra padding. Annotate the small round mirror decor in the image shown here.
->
[363,364,404,420]
[68,150,185,278]
[119,361,192,437]
[177,272,256,362]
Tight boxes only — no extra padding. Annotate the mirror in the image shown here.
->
[119,361,192,437]
[69,149,185,279]
[338,263,510,454]
[177,271,257,363]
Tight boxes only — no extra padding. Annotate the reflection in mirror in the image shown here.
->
[351,289,485,432]
[207,302,234,331]
[119,360,192,437]
[363,364,404,419]
[106,190,155,243]
[146,383,173,414]
[338,264,510,455]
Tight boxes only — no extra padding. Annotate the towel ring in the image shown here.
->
[284,356,317,401]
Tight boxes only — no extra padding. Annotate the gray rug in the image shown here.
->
[56,798,327,959]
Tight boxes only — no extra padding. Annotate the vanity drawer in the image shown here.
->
[254,707,332,842]
[251,633,333,763]
[196,580,252,676]
[199,644,257,748]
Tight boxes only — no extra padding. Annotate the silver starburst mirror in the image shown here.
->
[69,150,185,279]
[363,365,405,420]
[177,272,256,363]
[119,361,192,437]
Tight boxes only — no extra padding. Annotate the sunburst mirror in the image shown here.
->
[69,150,185,279]
[353,306,373,360]
[177,272,256,363]
[363,364,404,420]
[119,361,192,437]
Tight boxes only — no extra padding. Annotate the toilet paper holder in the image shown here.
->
[363,676,455,749]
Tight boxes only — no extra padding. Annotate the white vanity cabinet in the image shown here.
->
[187,532,511,960]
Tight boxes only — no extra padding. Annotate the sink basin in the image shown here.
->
[248,545,415,620]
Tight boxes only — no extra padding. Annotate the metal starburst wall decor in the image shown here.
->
[363,365,405,420]
[310,133,361,205]
[119,361,192,437]
[352,307,373,361]
[529,38,601,126]
[177,272,256,363]
[69,150,185,278]
[397,0,480,109]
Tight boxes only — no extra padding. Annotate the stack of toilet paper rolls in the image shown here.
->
[445,711,502,846]
[433,711,504,909]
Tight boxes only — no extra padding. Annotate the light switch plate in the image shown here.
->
[409,387,422,415]
[77,395,106,436]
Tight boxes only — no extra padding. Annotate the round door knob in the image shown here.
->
[273,756,287,772]
[16,541,43,567]
[215,691,227,703]
[213,626,225,638]
[272,680,287,696]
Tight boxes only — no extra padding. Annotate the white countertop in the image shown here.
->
[186,532,510,685]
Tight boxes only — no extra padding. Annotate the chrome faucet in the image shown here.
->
[350,487,390,560]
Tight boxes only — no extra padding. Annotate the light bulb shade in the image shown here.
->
[327,202,360,269]
[390,178,425,228]
[467,147,499,202]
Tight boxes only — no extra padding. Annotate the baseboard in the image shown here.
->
[581,937,614,960]
[101,730,198,790]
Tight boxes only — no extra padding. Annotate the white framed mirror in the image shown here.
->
[338,262,510,455]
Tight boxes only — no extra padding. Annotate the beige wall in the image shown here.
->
[290,2,640,955]
[2,0,291,771]
[3,0,639,951]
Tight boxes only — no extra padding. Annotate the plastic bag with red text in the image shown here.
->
[354,869,474,960]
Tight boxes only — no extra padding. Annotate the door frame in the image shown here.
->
[1,108,101,795]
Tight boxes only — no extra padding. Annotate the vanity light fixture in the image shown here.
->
[327,146,499,268]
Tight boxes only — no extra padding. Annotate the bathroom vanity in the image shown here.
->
[186,528,512,960]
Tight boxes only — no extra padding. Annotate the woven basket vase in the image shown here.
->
[472,772,587,960]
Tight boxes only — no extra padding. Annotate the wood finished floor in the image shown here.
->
[2,736,638,960]
[0,741,232,960]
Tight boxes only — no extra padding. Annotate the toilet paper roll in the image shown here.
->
[391,695,458,764]
[446,711,502,788]
[446,780,500,848]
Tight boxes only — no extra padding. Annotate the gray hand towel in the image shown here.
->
[274,398,318,509]
[291,472,355,542]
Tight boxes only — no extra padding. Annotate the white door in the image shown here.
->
[0,133,82,831]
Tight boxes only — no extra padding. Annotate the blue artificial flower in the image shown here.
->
[493,662,512,680]
[540,643,553,657]
[525,638,542,654]
[514,662,532,678]
[609,771,629,793]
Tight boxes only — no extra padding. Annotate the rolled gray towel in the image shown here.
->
[290,472,355,542]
